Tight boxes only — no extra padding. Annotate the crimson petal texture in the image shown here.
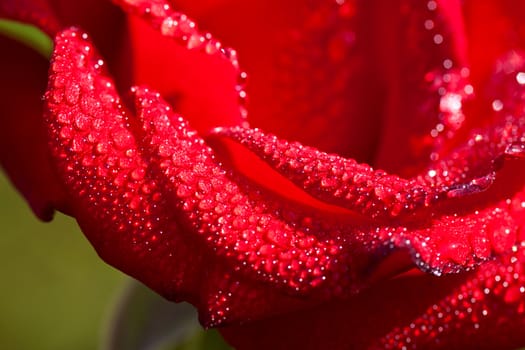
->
[131,86,384,298]
[378,243,525,349]
[221,240,525,350]
[114,0,246,134]
[212,126,447,219]
[43,27,381,325]
[42,26,521,332]
[43,29,255,328]
[174,0,384,162]
[418,51,525,198]
[8,1,525,348]
[373,0,471,175]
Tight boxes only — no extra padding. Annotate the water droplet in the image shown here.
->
[492,99,504,111]
[427,0,437,11]
[187,34,204,49]
[516,72,525,85]
[65,83,80,105]
[446,172,495,198]
[59,126,73,139]
[176,184,192,197]
[439,93,462,113]
[129,196,141,210]
[57,112,71,124]
[112,130,133,149]
[131,168,146,180]
[70,137,84,152]
[96,142,109,154]
[505,143,525,159]
[74,114,91,130]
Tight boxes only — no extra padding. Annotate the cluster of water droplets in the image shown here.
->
[379,242,525,349]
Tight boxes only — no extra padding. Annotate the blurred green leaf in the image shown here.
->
[102,280,233,350]
[0,18,52,58]
[168,329,232,350]
[0,173,124,349]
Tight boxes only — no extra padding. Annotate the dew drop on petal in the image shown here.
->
[516,72,525,85]
[492,99,504,111]
[446,172,495,198]
[505,143,525,159]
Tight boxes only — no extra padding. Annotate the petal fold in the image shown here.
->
[113,0,246,133]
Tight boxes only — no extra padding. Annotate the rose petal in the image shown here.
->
[377,245,525,349]
[419,51,525,196]
[211,126,446,219]
[112,0,246,134]
[47,0,131,89]
[373,0,471,175]
[44,27,219,311]
[173,0,384,162]
[44,28,383,326]
[133,86,387,296]
[43,29,280,328]
[220,272,469,350]
[221,242,525,350]
[135,84,525,283]
[463,0,525,89]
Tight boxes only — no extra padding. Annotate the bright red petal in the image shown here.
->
[112,0,246,134]
[463,0,525,89]
[43,28,375,326]
[373,0,471,175]
[212,126,446,219]
[45,27,209,309]
[419,51,525,201]
[174,0,383,162]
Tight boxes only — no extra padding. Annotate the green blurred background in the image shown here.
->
[0,172,125,349]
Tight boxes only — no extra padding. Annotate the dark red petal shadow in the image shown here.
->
[0,0,60,34]
[220,272,469,350]
[0,36,66,220]
[221,244,525,349]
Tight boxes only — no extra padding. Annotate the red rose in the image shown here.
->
[2,0,525,348]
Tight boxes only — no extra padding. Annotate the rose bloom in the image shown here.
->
[2,0,525,349]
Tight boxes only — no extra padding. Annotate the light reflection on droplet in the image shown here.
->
[440,93,462,113]
[492,99,504,111]
[516,72,525,85]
